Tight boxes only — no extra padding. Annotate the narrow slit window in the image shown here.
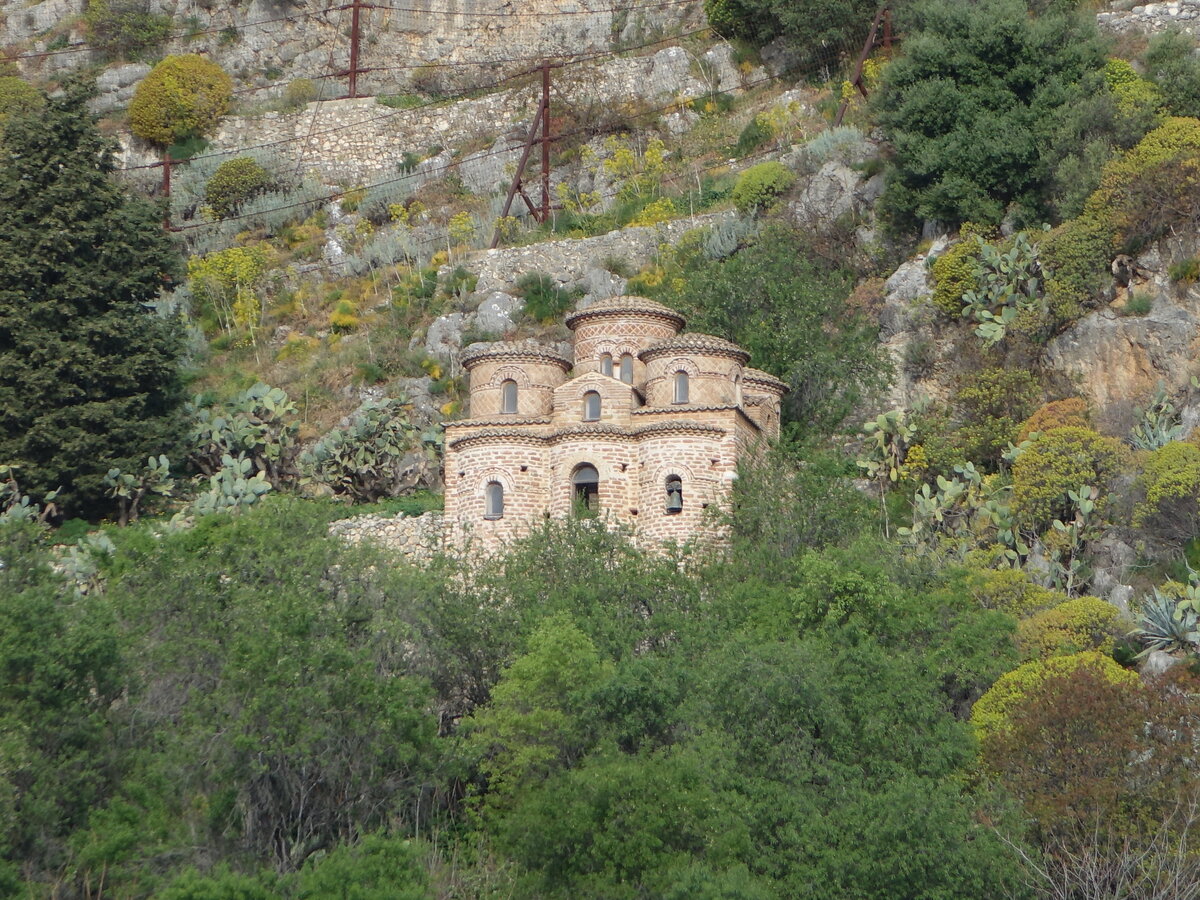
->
[674,371,689,404]
[583,391,601,421]
[572,464,600,515]
[500,379,518,414]
[485,482,504,519]
[600,354,614,377]
[665,475,683,514]
[619,354,634,384]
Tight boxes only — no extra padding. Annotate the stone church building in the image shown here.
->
[442,296,786,551]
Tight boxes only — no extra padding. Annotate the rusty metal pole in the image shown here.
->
[539,61,551,224]
[833,5,884,127]
[348,0,361,99]
[490,104,544,248]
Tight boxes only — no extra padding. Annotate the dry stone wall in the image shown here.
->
[5,0,703,87]
[1099,0,1200,35]
[112,42,746,179]
[328,509,447,560]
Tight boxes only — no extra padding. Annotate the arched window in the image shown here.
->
[500,379,518,414]
[583,391,601,421]
[572,464,599,514]
[600,354,613,377]
[619,354,634,384]
[674,370,690,404]
[485,482,504,519]
[665,475,683,514]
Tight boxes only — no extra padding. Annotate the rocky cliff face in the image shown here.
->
[4,0,702,95]
[875,230,1200,437]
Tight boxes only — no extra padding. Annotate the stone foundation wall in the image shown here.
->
[7,0,705,89]
[1098,0,1200,36]
[328,509,447,560]
[109,44,746,180]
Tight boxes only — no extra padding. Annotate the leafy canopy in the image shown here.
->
[668,223,888,435]
[704,0,880,57]
[876,0,1108,227]
[129,54,233,148]
[0,81,184,517]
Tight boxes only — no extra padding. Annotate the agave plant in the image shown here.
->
[1132,588,1200,657]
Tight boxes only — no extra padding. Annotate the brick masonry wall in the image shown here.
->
[467,357,570,417]
[572,313,681,382]
[432,297,780,556]
[643,352,744,407]
[444,436,551,553]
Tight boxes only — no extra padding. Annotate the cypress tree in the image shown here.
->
[0,80,185,518]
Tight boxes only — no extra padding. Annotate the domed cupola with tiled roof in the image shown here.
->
[460,340,572,418]
[564,295,685,382]
[638,333,751,409]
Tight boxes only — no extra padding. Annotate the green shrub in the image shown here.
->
[85,0,171,60]
[1011,426,1129,530]
[929,227,987,317]
[283,78,318,108]
[1041,60,1163,221]
[1068,117,1200,259]
[1123,291,1154,316]
[733,117,772,156]
[0,77,42,133]
[964,567,1063,618]
[1015,596,1123,660]
[1133,440,1200,541]
[876,0,1107,227]
[971,651,1138,742]
[1168,256,1200,284]
[1038,213,1115,324]
[129,54,233,148]
[670,223,882,433]
[1016,398,1090,443]
[953,367,1041,466]
[1143,30,1200,118]
[702,0,882,54]
[517,272,576,323]
[730,160,796,216]
[205,157,274,219]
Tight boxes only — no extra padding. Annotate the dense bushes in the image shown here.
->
[1143,30,1200,118]
[1014,596,1122,660]
[1133,440,1200,541]
[703,0,879,55]
[876,0,1107,227]
[205,157,275,219]
[0,77,42,133]
[1016,398,1090,443]
[85,0,171,60]
[730,160,795,215]
[129,55,233,148]
[971,651,1138,741]
[929,226,988,316]
[669,224,886,434]
[953,367,1041,465]
[1010,426,1127,529]
[1041,116,1200,320]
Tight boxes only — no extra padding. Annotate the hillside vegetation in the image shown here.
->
[7,0,1200,897]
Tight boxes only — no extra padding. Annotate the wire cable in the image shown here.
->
[115,26,713,172]
[161,51,848,235]
[1,0,702,63]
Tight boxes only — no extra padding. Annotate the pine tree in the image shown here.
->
[0,80,185,518]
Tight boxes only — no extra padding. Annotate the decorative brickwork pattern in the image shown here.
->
[443,296,784,553]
